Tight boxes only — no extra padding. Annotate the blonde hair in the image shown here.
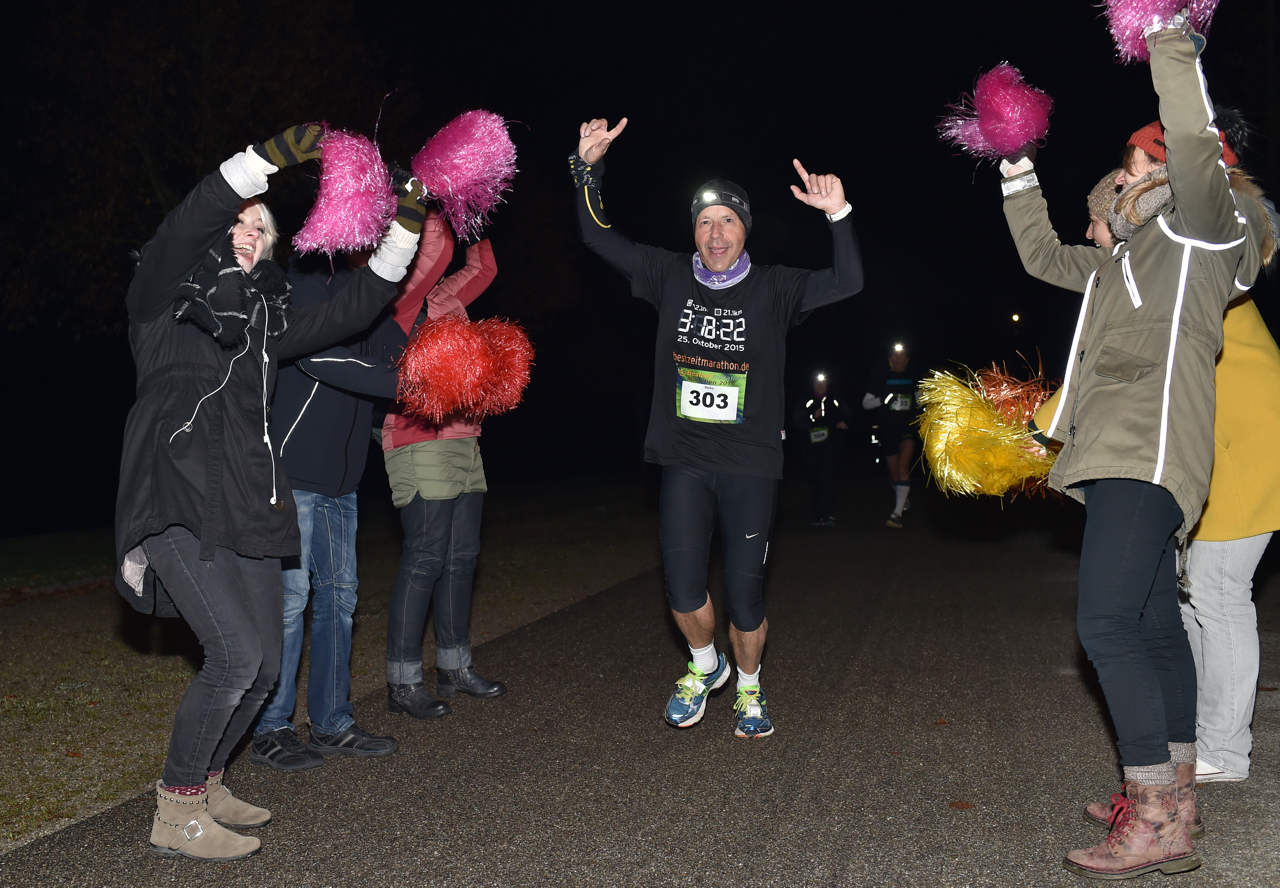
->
[238,198,280,260]
[1114,167,1275,267]
[1122,144,1162,178]
[1113,167,1170,227]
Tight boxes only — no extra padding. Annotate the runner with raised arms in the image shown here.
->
[570,117,864,737]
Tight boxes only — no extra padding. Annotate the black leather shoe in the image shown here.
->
[249,727,325,772]
[387,682,451,719]
[307,723,399,757]
[437,666,507,699]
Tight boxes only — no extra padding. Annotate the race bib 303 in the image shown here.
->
[676,367,746,423]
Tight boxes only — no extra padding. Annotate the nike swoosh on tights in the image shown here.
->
[746,532,760,538]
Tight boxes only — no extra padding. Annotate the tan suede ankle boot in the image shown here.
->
[206,770,271,829]
[149,782,261,861]
[1064,782,1200,879]
[1083,767,1204,839]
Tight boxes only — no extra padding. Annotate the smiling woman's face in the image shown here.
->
[230,203,266,271]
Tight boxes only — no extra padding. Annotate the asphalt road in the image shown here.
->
[2,484,1277,887]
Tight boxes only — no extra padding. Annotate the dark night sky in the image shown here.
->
[3,2,1277,535]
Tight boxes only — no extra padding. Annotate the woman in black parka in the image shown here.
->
[115,126,426,860]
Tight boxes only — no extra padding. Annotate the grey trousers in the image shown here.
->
[1180,533,1271,779]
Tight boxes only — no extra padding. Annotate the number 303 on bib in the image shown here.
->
[675,368,745,424]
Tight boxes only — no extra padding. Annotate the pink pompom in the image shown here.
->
[411,110,517,241]
[397,315,496,422]
[939,64,1053,161]
[293,130,396,256]
[1105,0,1220,64]
[475,319,533,417]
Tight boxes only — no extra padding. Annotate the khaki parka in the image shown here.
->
[1003,26,1273,535]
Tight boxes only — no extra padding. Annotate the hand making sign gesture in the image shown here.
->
[789,159,846,216]
[578,117,629,164]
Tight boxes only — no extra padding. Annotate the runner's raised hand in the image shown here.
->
[789,159,846,215]
[577,118,628,164]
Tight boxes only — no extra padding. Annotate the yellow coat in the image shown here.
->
[1034,296,1280,540]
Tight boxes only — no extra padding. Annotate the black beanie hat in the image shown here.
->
[691,180,751,236]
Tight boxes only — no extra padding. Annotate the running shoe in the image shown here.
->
[885,513,903,529]
[664,654,729,728]
[734,684,774,738]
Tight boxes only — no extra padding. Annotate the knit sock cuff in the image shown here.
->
[1168,742,1197,764]
[1123,761,1176,785]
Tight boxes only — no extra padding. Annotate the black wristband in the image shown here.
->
[1028,419,1051,447]
[568,153,605,189]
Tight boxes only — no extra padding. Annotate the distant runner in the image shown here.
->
[863,344,920,528]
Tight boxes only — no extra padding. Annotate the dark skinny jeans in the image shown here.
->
[386,491,483,683]
[142,526,282,787]
[1077,478,1197,767]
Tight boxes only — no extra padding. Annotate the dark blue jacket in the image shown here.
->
[272,258,407,498]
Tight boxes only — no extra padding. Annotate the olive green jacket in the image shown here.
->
[1003,26,1273,533]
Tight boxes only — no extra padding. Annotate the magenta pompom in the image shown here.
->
[475,319,534,417]
[293,130,396,255]
[411,110,517,242]
[939,64,1054,161]
[397,315,496,423]
[1105,0,1219,64]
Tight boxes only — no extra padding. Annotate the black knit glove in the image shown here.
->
[252,125,323,168]
[389,164,428,234]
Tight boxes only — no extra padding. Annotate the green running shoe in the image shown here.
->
[734,683,775,738]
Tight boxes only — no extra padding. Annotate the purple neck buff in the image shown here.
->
[692,251,752,290]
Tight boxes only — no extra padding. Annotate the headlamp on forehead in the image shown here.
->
[893,343,904,352]
[690,179,752,235]
[816,373,826,382]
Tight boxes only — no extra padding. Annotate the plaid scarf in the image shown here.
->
[174,231,292,346]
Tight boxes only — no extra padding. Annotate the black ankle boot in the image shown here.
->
[387,682,451,719]
[437,666,507,699]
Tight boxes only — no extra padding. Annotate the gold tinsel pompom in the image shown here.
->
[917,367,1056,497]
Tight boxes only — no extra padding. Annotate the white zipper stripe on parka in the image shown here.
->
[1047,268,1098,439]
[1150,218,1248,484]
[278,356,379,456]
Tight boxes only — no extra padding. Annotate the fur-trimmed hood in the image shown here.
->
[1228,169,1278,270]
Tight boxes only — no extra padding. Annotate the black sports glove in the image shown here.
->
[389,164,428,234]
[252,125,323,168]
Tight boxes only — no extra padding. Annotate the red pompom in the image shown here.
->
[396,315,496,422]
[475,319,534,417]
[396,316,533,422]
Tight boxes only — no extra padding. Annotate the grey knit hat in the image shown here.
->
[1087,170,1123,220]
[691,179,751,235]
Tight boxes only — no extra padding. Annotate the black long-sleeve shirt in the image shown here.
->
[575,161,863,478]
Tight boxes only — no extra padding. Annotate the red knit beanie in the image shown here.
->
[1128,120,1239,167]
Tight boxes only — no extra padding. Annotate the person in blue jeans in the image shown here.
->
[250,247,414,771]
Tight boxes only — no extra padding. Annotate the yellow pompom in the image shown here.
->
[917,369,1055,497]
